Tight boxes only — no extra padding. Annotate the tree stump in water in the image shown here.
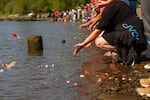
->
[28,35,43,56]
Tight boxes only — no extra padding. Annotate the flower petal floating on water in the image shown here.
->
[73,36,77,40]
[66,80,70,84]
[62,80,78,86]
[12,32,21,39]
[7,61,18,68]
[45,65,49,68]
[38,64,49,69]
[0,69,4,73]
[73,83,78,86]
[1,61,18,69]
[51,64,55,67]
[41,81,47,85]
[12,32,17,38]
[1,64,8,68]
[63,80,72,84]
[38,65,43,68]
[3,61,18,69]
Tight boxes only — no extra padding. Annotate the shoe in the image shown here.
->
[136,88,150,97]
[127,57,135,66]
[131,60,135,66]
[140,78,150,87]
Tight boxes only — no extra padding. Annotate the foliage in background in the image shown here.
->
[0,0,88,15]
[0,0,140,16]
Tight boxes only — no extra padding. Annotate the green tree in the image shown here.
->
[0,0,87,15]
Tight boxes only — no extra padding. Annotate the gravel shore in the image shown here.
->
[76,44,150,100]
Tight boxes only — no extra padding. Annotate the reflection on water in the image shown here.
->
[0,21,90,100]
[28,50,43,56]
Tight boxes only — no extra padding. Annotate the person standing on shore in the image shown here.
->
[140,0,150,58]
[53,10,59,21]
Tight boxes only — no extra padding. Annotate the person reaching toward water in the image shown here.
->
[79,7,102,31]
[73,1,147,66]
[80,0,130,32]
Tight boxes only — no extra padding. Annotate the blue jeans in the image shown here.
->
[129,0,137,14]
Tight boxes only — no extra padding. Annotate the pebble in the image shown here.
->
[85,70,90,75]
[97,78,102,83]
[122,77,126,81]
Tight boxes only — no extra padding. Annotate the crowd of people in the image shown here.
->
[50,4,97,22]
[73,0,149,66]
[50,0,138,23]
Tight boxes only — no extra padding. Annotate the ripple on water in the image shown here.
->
[0,21,88,100]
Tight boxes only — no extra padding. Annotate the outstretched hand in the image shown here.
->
[73,43,84,56]
[79,24,87,29]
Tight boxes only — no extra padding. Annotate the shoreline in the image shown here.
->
[0,16,53,21]
[76,44,150,100]
[0,7,142,22]
[76,7,146,100]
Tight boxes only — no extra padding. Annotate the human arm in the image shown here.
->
[94,0,114,9]
[79,20,93,29]
[88,14,102,31]
[79,10,101,30]
[79,13,99,29]
[73,29,102,56]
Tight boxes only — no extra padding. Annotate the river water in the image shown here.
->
[0,21,90,100]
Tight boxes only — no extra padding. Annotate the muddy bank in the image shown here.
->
[76,43,150,100]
